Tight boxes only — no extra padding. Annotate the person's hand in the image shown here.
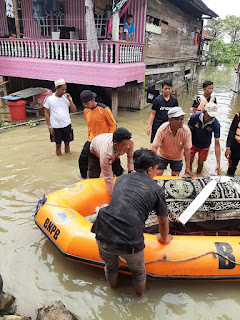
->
[146,127,150,136]
[185,167,194,178]
[215,164,221,176]
[157,233,173,244]
[65,93,71,102]
[49,127,54,135]
[225,148,231,159]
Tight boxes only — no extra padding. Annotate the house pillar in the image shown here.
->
[111,88,118,119]
[112,12,120,41]
[13,0,20,38]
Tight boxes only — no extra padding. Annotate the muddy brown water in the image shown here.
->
[1,64,240,319]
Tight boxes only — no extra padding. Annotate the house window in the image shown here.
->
[94,12,108,38]
[40,2,65,37]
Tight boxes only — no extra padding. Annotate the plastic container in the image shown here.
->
[7,100,27,121]
[33,88,52,107]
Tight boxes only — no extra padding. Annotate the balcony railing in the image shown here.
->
[0,39,145,64]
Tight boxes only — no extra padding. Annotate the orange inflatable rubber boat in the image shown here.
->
[34,177,240,280]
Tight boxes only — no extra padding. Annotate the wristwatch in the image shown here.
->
[48,126,52,129]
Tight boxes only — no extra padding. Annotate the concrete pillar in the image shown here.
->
[111,88,118,120]
[112,12,120,41]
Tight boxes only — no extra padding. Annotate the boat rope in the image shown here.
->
[119,251,240,266]
[144,251,240,265]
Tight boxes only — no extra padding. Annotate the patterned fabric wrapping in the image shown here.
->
[5,0,14,18]
[145,177,240,232]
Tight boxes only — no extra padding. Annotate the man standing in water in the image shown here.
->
[188,103,220,175]
[192,80,217,114]
[78,90,116,179]
[152,107,193,177]
[146,79,178,143]
[91,148,172,296]
[44,79,76,156]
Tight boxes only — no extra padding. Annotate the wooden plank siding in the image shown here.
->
[0,0,9,36]
[146,0,201,65]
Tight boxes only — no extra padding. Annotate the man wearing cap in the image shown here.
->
[188,103,220,175]
[79,90,116,178]
[44,79,77,156]
[89,128,134,195]
[152,107,193,177]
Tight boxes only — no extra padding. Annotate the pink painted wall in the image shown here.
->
[22,0,41,38]
[65,0,86,40]
[0,0,146,42]
[0,0,9,36]
[0,57,145,88]
[129,0,146,44]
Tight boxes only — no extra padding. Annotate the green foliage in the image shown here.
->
[205,15,240,65]
[28,120,39,127]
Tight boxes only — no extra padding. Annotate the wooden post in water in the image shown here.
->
[112,88,118,120]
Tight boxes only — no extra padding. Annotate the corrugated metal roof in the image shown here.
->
[167,0,218,19]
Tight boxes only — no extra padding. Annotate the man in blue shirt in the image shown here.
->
[188,103,221,175]
[122,14,135,42]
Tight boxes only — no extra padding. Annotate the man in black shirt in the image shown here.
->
[147,79,178,143]
[225,112,240,176]
[91,148,172,296]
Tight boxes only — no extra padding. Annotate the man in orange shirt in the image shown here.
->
[152,107,193,177]
[79,90,117,178]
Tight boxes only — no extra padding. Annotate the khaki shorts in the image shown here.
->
[97,240,146,285]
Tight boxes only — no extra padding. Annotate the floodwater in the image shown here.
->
[1,64,240,319]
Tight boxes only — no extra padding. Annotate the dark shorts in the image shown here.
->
[97,240,146,285]
[191,145,209,161]
[50,124,74,144]
[88,152,123,178]
[158,156,183,172]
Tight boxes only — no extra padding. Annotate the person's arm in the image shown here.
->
[192,96,199,114]
[65,93,77,112]
[100,152,114,195]
[152,145,158,154]
[225,114,239,159]
[184,128,194,178]
[127,140,134,172]
[104,107,117,133]
[215,139,221,175]
[130,32,133,42]
[44,108,54,135]
[147,110,156,135]
[184,148,194,178]
[157,216,173,244]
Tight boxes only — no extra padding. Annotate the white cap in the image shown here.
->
[205,103,218,117]
[168,107,186,119]
[54,79,66,87]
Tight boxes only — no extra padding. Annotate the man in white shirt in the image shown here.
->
[44,79,77,156]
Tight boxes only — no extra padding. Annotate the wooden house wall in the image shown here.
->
[146,0,202,65]
[0,0,9,35]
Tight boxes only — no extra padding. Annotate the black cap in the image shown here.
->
[80,90,97,102]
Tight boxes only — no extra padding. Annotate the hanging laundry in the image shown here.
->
[33,0,45,22]
[112,0,129,16]
[5,0,14,18]
[95,0,106,14]
[85,0,99,51]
